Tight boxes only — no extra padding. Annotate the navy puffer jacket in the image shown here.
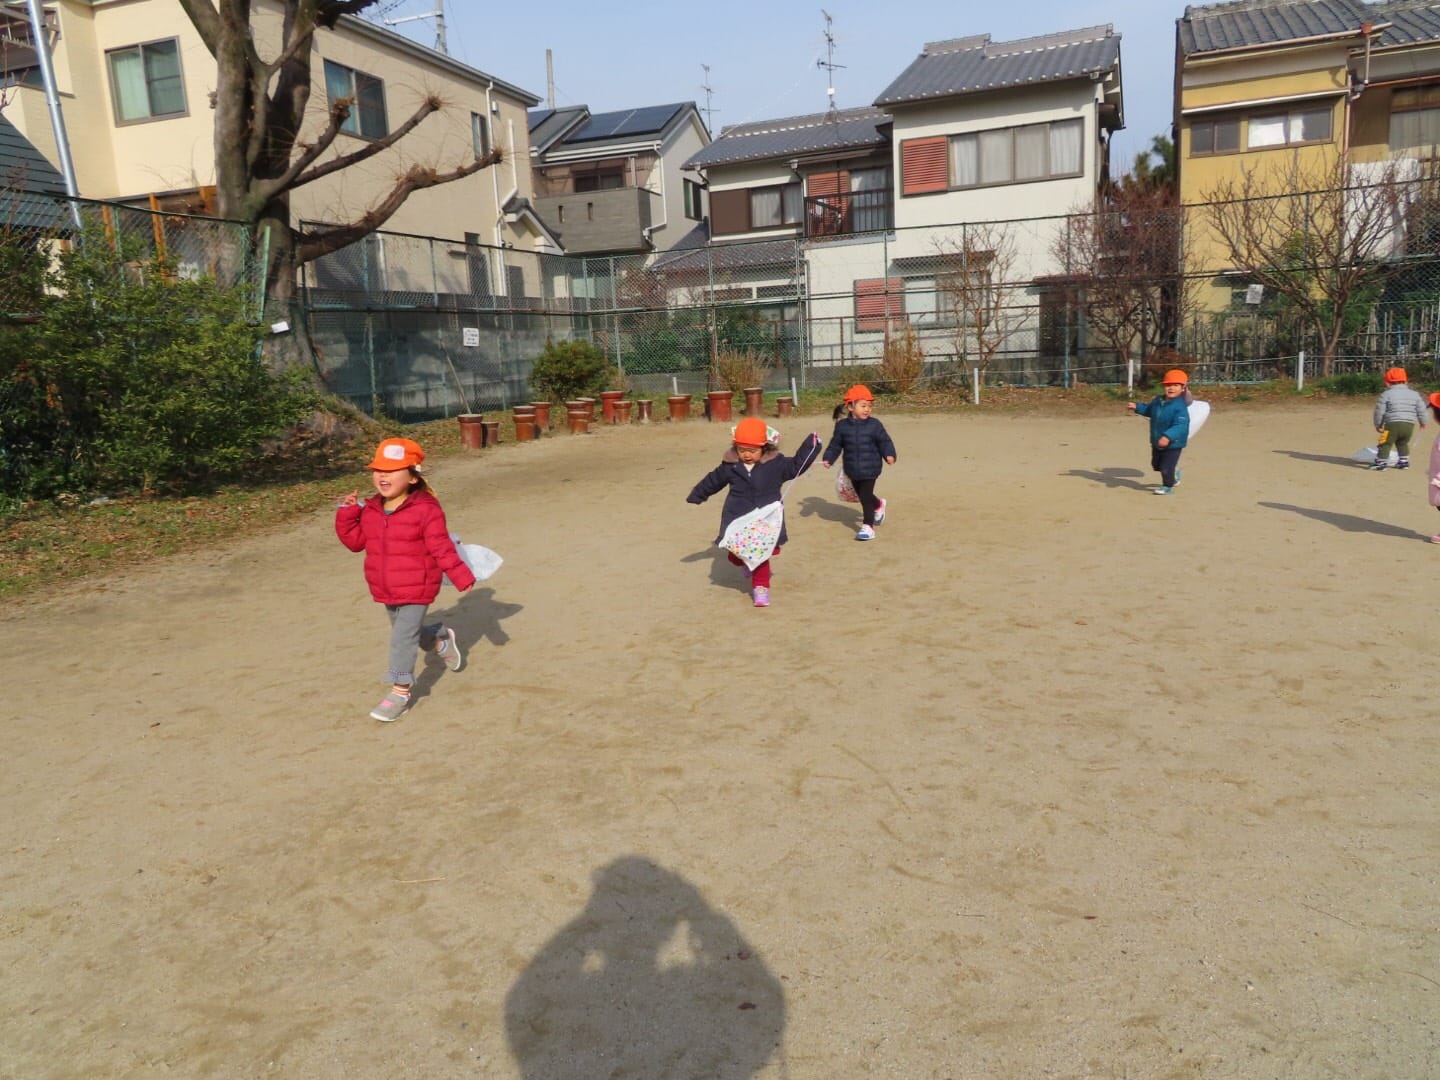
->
[687,433,821,545]
[822,416,896,480]
[335,488,475,604]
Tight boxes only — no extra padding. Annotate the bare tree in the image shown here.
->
[1054,183,1191,384]
[1199,152,1413,376]
[177,0,504,361]
[932,221,1024,381]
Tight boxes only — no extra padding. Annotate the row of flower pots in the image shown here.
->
[456,390,795,448]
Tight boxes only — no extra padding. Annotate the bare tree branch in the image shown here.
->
[289,95,446,190]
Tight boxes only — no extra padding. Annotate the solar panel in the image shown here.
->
[567,104,683,143]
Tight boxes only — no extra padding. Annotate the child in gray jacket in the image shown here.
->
[1372,367,1429,471]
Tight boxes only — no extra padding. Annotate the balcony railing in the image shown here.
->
[804,188,893,239]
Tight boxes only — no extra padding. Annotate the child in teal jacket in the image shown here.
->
[1127,369,1191,495]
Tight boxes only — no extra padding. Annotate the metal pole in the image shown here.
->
[1297,349,1305,392]
[26,0,83,234]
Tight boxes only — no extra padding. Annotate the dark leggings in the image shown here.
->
[851,476,880,525]
[1151,446,1183,487]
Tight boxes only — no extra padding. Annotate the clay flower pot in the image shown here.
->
[578,397,597,422]
[566,406,589,434]
[457,413,484,450]
[743,387,764,417]
[530,401,552,430]
[480,420,500,446]
[636,399,654,423]
[667,395,692,421]
[512,405,537,442]
[706,390,734,422]
[599,390,624,424]
[776,396,794,418]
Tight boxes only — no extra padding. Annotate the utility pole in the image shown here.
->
[546,49,555,109]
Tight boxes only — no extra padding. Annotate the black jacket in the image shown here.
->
[822,416,896,480]
[687,433,821,545]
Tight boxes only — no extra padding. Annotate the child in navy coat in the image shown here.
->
[687,417,820,607]
[823,384,897,540]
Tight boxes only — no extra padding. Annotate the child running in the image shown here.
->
[687,417,820,607]
[1127,369,1191,495]
[1371,366,1428,471]
[822,384,897,540]
[336,437,475,722]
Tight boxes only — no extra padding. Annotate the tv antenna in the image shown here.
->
[817,9,844,110]
[701,63,717,130]
[372,0,448,55]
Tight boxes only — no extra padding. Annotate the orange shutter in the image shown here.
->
[806,170,851,236]
[900,137,949,195]
[854,278,905,332]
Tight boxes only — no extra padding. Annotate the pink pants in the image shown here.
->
[727,547,777,587]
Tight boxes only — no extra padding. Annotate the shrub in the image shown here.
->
[709,347,771,393]
[0,227,314,499]
[529,338,616,402]
[878,325,925,395]
[1314,371,1385,396]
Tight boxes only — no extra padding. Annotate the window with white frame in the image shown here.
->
[905,267,992,328]
[1245,106,1332,149]
[684,178,704,220]
[324,59,388,139]
[750,183,803,228]
[107,38,186,123]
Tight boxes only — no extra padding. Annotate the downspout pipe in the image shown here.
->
[26,0,82,232]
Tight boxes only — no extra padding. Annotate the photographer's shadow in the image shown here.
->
[411,587,521,698]
[505,856,786,1080]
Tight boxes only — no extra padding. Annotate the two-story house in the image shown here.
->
[679,25,1123,370]
[528,101,710,257]
[0,0,550,303]
[1176,0,1440,312]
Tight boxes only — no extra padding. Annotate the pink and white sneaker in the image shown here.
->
[873,497,887,525]
[752,586,770,608]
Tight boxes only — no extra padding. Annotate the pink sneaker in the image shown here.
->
[874,497,887,525]
[752,586,770,607]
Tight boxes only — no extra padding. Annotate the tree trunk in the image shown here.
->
[256,199,317,376]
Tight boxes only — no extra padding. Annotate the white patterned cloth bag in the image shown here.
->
[718,438,820,571]
[449,534,504,581]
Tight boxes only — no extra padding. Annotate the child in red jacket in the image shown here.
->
[336,437,475,722]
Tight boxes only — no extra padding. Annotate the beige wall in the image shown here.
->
[12,0,542,252]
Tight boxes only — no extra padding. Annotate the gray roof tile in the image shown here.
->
[1178,1,1440,56]
[683,106,889,170]
[874,25,1121,107]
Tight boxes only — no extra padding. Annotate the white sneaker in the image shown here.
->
[873,497,887,525]
[435,627,463,672]
[856,524,876,541]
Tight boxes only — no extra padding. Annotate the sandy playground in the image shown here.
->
[2,401,1437,1079]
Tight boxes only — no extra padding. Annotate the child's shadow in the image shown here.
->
[796,494,857,527]
[681,546,748,593]
[1272,449,1364,468]
[412,587,523,698]
[1064,467,1149,490]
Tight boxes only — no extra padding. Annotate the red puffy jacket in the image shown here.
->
[335,488,475,604]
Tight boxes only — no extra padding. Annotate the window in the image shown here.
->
[472,113,490,159]
[684,178,704,220]
[575,172,624,192]
[902,119,1083,194]
[905,266,992,328]
[854,277,905,333]
[107,39,185,123]
[1390,87,1440,153]
[324,59,387,139]
[1190,115,1241,156]
[1245,106,1331,150]
[750,183,803,228]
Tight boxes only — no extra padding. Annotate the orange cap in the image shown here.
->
[366,437,425,471]
[1161,369,1189,386]
[843,383,874,403]
[1429,392,1440,409]
[732,417,770,447]
[1385,367,1407,384]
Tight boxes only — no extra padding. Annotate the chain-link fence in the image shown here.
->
[301,178,1440,419]
[0,190,261,318]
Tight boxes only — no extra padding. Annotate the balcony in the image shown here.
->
[804,188,893,239]
[533,187,659,255]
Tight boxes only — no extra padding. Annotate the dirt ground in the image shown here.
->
[2,403,1437,1079]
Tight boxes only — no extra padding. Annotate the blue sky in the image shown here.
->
[369,1,1178,175]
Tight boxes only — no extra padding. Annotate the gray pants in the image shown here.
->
[384,604,443,685]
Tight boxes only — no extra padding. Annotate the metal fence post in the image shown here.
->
[1297,350,1305,391]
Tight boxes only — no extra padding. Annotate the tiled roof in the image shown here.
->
[873,25,1120,107]
[683,107,889,170]
[527,106,588,154]
[1178,0,1440,56]
[0,116,69,232]
[650,233,796,275]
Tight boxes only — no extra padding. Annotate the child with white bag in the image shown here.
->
[686,417,819,608]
